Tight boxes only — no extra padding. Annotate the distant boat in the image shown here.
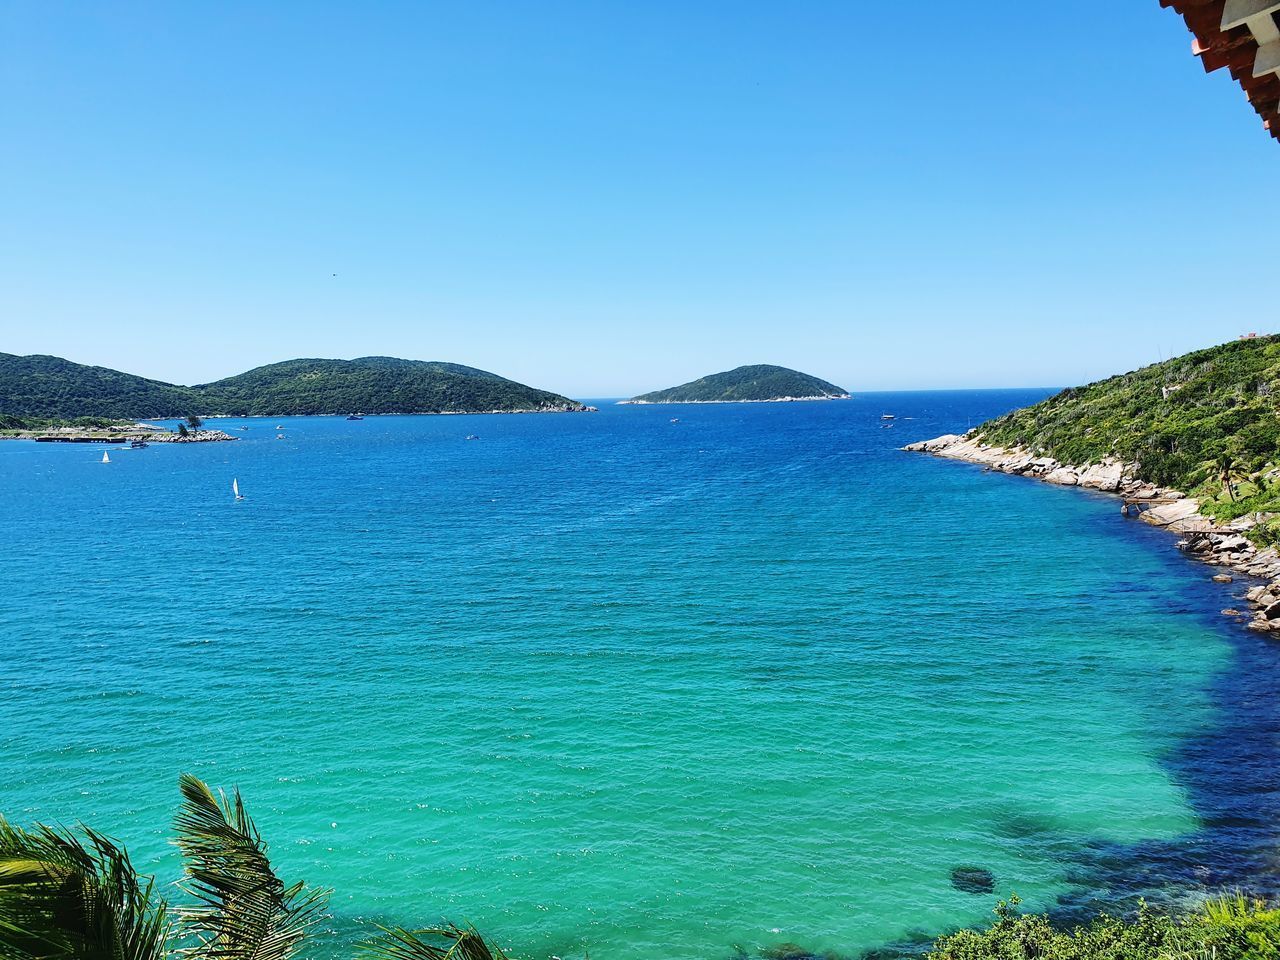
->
[101,451,110,463]
[239,426,249,431]
[276,433,286,439]
[881,414,895,420]
[346,414,365,421]
[466,434,480,441]
[275,425,285,430]
[233,478,244,501]
[130,440,148,448]
[670,418,680,424]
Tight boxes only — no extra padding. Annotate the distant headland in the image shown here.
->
[0,353,590,426]
[621,364,849,405]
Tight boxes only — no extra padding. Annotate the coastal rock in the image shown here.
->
[1044,467,1080,486]
[1213,574,1234,583]
[1140,499,1204,532]
[161,429,238,443]
[1078,461,1124,492]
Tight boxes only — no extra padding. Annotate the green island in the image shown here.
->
[2,776,1276,960]
[0,353,589,424]
[623,364,848,404]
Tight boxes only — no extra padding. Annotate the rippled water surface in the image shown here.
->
[3,392,1278,960]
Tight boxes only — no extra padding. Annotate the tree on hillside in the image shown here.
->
[186,415,203,434]
[1216,451,1243,503]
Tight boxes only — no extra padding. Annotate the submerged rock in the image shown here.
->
[760,943,816,960]
[951,866,995,894]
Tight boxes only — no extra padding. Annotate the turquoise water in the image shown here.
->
[2,392,1278,960]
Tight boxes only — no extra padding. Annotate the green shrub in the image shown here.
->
[926,895,1280,960]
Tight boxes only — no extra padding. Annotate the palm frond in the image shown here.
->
[357,923,510,960]
[0,815,170,960]
[172,774,328,960]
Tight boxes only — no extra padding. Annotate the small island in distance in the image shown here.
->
[622,364,849,405]
[0,353,590,430]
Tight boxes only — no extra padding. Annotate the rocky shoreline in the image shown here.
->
[151,429,237,442]
[904,433,1280,634]
[1,425,238,443]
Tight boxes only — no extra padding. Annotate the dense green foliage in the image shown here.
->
[0,354,586,420]
[978,336,1280,527]
[0,776,506,960]
[0,354,204,420]
[630,364,848,403]
[928,895,1280,960]
[196,357,584,416]
[0,413,132,432]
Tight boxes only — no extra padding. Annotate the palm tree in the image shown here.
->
[0,818,169,960]
[1213,455,1244,506]
[358,924,510,960]
[172,773,329,959]
[0,776,505,960]
[1216,451,1242,502]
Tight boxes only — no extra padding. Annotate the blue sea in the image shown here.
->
[2,391,1278,960]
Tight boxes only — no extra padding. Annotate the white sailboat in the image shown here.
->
[233,478,244,501]
[101,451,110,463]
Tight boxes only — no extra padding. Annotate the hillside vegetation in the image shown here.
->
[197,357,584,416]
[0,353,586,419]
[0,354,203,419]
[978,335,1280,528]
[629,364,848,403]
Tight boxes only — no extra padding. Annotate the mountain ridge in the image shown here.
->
[0,353,587,420]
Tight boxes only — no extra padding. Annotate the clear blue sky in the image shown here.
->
[1,1,1273,397]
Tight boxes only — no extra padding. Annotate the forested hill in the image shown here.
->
[0,353,204,420]
[196,357,585,415]
[627,364,849,403]
[976,335,1280,524]
[0,353,587,420]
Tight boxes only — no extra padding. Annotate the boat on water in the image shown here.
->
[239,426,249,431]
[275,425,285,430]
[233,478,244,501]
[881,414,896,420]
[465,434,480,441]
[670,418,680,424]
[346,414,365,421]
[276,433,286,439]
[130,440,149,448]
[101,451,110,463]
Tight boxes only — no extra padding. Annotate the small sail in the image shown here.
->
[233,478,242,500]
[102,451,110,463]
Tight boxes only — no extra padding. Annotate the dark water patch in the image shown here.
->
[1025,527,1280,926]
[951,867,995,895]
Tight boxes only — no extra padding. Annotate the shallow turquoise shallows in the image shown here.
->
[3,392,1278,960]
